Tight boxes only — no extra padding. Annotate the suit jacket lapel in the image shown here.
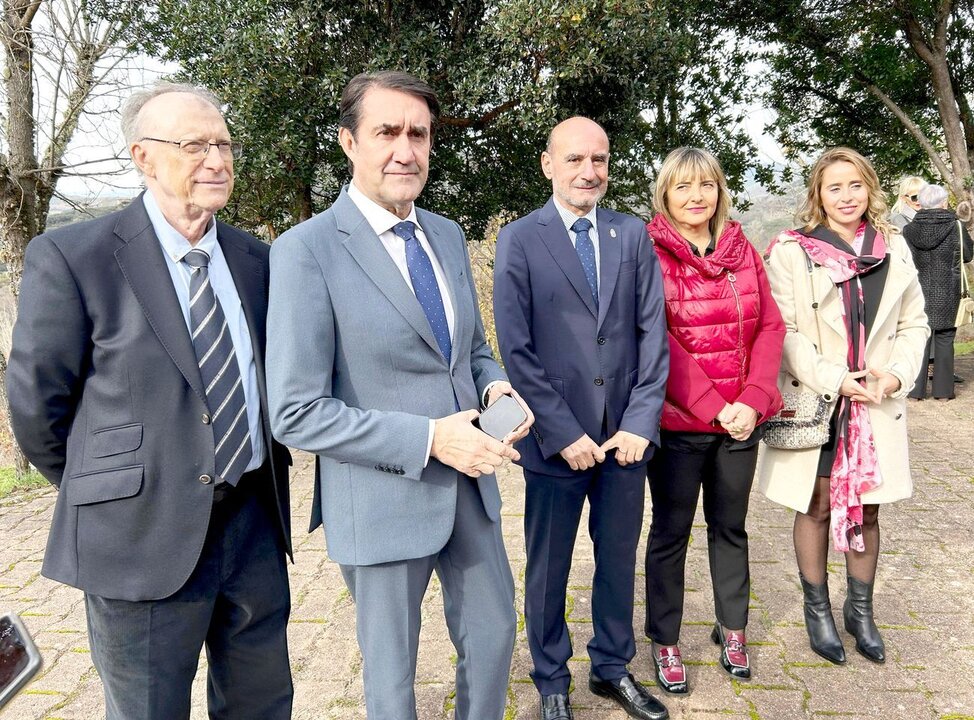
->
[335,190,445,362]
[417,208,464,370]
[537,199,598,318]
[596,209,621,329]
[113,196,207,403]
[219,225,271,425]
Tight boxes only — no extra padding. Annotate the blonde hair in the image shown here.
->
[652,147,731,241]
[797,147,896,239]
[890,175,925,214]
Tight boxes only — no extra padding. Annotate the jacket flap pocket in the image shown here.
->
[90,423,143,458]
[68,465,143,506]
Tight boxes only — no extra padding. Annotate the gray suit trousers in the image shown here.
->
[340,475,516,720]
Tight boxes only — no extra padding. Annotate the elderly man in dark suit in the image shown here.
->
[266,71,532,719]
[7,83,292,720]
[493,117,670,720]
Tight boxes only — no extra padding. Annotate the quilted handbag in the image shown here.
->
[763,390,831,450]
[763,249,833,451]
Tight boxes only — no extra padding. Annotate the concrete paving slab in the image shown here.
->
[2,354,974,719]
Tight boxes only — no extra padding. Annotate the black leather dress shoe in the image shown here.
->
[540,693,573,720]
[589,672,669,720]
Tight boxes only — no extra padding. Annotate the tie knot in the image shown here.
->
[183,249,211,269]
[393,221,418,242]
[571,217,593,234]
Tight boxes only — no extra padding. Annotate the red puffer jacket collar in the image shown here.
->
[647,214,785,434]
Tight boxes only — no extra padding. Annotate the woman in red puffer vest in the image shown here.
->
[643,147,784,694]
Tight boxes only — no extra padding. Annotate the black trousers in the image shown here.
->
[644,432,758,646]
[84,468,293,720]
[910,327,956,399]
[523,460,645,695]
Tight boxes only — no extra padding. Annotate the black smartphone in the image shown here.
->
[0,613,43,709]
[475,394,528,441]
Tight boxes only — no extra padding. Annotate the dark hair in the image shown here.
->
[339,71,440,139]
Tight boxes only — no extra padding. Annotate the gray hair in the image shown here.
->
[918,183,949,209]
[121,82,224,146]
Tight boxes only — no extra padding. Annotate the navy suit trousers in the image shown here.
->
[523,460,646,694]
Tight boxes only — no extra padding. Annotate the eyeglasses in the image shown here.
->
[139,137,243,159]
[907,194,919,202]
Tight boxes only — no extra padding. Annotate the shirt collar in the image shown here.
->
[347,181,420,236]
[553,198,598,235]
[143,190,219,263]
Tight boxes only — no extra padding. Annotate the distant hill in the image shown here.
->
[733,182,804,252]
[46,196,136,231]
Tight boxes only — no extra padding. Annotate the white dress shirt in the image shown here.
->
[143,191,265,472]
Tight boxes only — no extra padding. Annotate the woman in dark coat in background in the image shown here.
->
[903,184,973,400]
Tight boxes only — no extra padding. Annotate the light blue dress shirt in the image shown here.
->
[554,199,601,282]
[143,191,265,472]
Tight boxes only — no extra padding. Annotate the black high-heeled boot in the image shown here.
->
[843,575,886,663]
[799,573,846,664]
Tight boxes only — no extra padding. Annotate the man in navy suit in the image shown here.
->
[493,117,669,720]
[7,83,292,719]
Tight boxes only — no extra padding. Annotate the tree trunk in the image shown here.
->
[1,0,41,298]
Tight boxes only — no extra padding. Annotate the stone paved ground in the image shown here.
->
[3,356,974,719]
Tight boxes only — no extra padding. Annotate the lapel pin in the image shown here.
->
[610,228,617,238]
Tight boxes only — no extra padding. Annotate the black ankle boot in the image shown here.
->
[799,573,846,664]
[843,575,886,663]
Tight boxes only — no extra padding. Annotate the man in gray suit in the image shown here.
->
[267,71,532,719]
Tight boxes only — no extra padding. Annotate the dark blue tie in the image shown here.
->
[183,249,252,486]
[572,217,599,307]
[393,221,452,363]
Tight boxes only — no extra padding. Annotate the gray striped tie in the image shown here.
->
[183,249,252,486]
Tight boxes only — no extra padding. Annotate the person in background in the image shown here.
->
[888,176,925,230]
[643,147,784,694]
[759,147,928,667]
[903,184,973,401]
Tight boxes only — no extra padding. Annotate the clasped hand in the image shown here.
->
[559,430,650,471]
[717,402,758,441]
[839,368,900,403]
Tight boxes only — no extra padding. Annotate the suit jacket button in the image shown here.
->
[199,474,212,485]
[823,394,832,401]
[202,413,211,424]
[594,377,604,386]
[598,336,606,345]
[791,380,800,387]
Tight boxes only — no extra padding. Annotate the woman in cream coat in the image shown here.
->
[759,147,928,667]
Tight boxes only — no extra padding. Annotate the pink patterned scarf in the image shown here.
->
[785,223,887,552]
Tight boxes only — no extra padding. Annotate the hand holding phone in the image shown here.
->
[0,613,42,709]
[475,394,528,441]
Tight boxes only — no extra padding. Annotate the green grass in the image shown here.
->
[0,466,48,498]
[956,340,974,357]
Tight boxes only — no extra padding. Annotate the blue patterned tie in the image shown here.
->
[183,249,252,486]
[572,217,599,307]
[393,221,452,363]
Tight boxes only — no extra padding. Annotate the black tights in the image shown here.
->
[793,475,880,585]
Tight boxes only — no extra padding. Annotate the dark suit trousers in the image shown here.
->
[910,327,956,399]
[523,460,645,695]
[644,433,757,645]
[84,467,292,720]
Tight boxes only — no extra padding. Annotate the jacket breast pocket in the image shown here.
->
[618,259,637,275]
[90,423,143,458]
[67,465,143,506]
